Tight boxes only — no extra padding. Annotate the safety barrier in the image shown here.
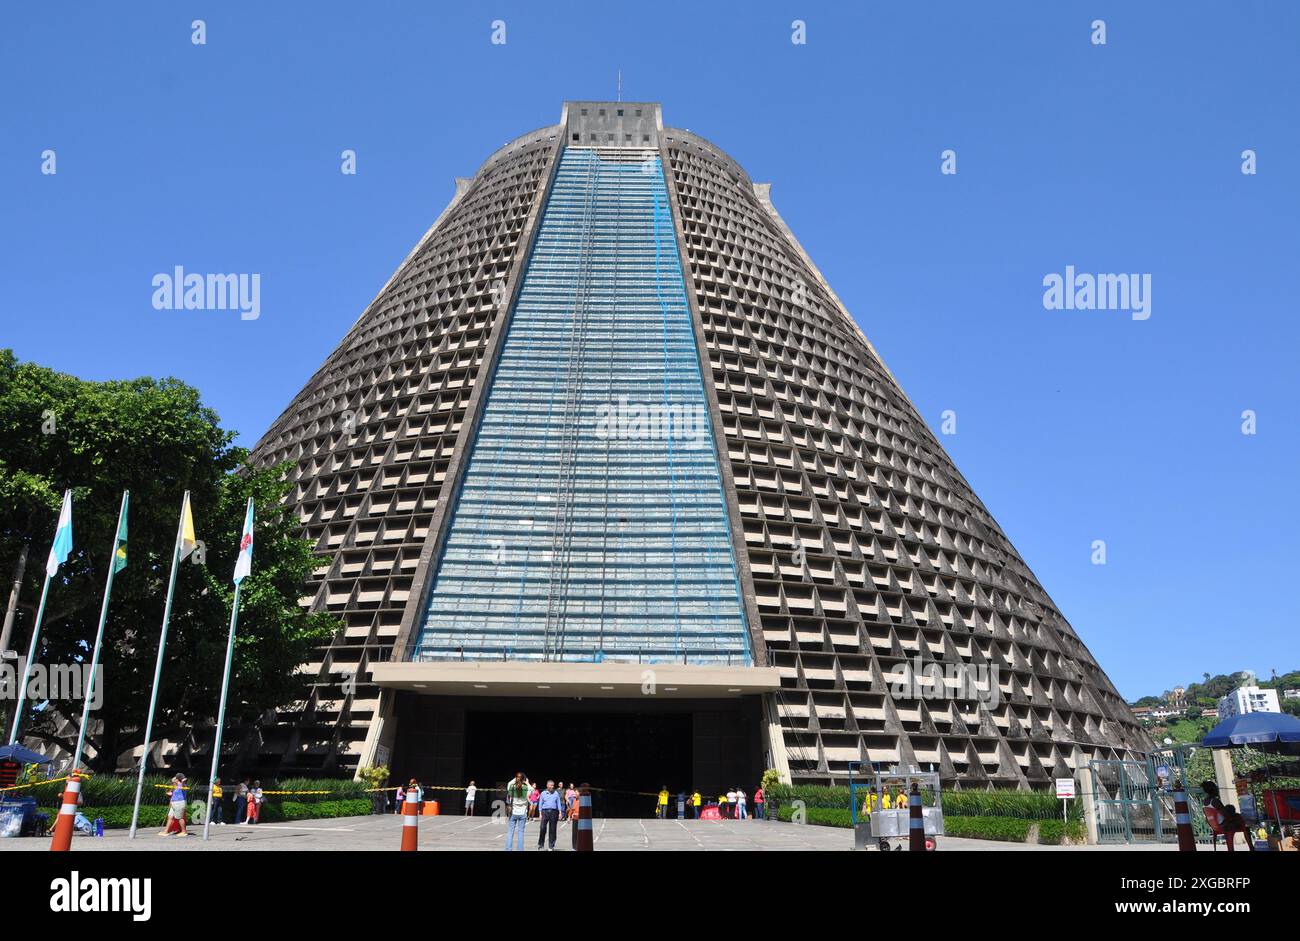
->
[49,771,81,852]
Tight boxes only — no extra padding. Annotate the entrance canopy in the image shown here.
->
[370,661,781,698]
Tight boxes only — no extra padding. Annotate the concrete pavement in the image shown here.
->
[0,814,1181,851]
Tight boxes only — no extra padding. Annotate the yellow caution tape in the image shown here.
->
[0,772,94,794]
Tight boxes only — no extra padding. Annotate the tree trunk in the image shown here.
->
[0,542,30,657]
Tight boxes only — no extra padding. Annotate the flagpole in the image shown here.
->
[204,496,253,841]
[7,575,51,746]
[70,490,128,773]
[7,488,71,746]
[204,580,242,840]
[129,491,189,839]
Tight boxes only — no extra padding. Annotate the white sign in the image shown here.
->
[1055,778,1076,799]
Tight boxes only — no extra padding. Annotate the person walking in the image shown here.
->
[690,789,702,819]
[211,778,225,826]
[567,783,581,848]
[753,785,765,820]
[564,782,578,828]
[528,781,540,819]
[159,774,189,836]
[234,777,249,825]
[505,772,530,851]
[657,786,670,820]
[536,779,563,850]
[465,780,477,816]
[735,787,748,820]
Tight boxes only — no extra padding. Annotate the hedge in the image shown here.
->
[943,815,1032,842]
[1036,819,1087,845]
[15,774,373,808]
[771,801,1086,844]
[765,784,1080,821]
[37,798,374,829]
[775,805,854,828]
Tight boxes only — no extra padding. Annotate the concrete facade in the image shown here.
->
[229,101,1149,791]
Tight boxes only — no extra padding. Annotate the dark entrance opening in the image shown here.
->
[388,693,764,818]
[464,709,692,818]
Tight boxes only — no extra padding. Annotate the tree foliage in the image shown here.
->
[0,349,336,769]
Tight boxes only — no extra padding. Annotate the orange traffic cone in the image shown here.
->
[575,784,593,852]
[1173,780,1197,852]
[50,771,81,852]
[908,783,925,852]
[400,787,420,851]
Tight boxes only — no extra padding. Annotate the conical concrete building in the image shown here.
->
[249,102,1148,798]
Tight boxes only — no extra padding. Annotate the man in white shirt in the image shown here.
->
[465,780,477,816]
[726,788,737,819]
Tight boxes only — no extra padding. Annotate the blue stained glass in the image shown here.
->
[412,148,751,665]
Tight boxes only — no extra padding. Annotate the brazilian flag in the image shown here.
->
[112,502,128,573]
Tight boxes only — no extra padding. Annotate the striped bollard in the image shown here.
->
[50,771,81,852]
[400,788,420,851]
[575,784,593,852]
[908,783,925,852]
[1173,779,1197,852]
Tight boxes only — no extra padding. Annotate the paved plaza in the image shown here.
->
[0,815,1179,852]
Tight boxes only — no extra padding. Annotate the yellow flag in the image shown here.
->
[178,492,197,560]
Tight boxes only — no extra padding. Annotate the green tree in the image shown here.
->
[0,349,336,770]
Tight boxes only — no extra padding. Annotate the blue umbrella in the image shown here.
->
[0,743,55,766]
[1202,711,1300,755]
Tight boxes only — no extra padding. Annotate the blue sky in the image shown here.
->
[2,1,1296,700]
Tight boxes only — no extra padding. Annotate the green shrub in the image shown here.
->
[774,805,855,828]
[37,805,170,830]
[267,778,369,803]
[943,815,1032,842]
[19,773,371,809]
[261,799,371,821]
[766,783,1079,821]
[22,773,174,808]
[1036,819,1086,844]
[37,797,372,829]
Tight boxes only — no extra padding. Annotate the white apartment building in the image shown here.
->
[1217,685,1282,719]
